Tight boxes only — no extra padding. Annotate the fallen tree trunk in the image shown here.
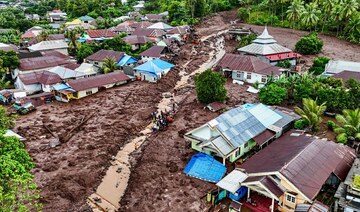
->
[61,110,97,143]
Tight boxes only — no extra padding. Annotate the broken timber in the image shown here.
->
[61,110,97,143]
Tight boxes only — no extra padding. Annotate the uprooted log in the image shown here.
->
[60,111,97,143]
[123,92,132,104]
[43,124,61,147]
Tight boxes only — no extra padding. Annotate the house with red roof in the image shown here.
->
[81,30,117,42]
[238,27,301,67]
[216,53,284,84]
[216,130,355,212]
[122,35,155,50]
[84,49,125,68]
[15,71,63,94]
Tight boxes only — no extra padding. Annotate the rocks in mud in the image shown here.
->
[167,161,178,173]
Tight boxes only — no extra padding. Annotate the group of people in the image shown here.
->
[151,110,174,132]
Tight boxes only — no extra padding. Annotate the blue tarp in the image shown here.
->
[117,55,138,66]
[134,58,175,74]
[229,186,247,201]
[52,83,75,92]
[184,153,226,183]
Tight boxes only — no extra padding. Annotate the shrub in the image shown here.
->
[237,8,249,21]
[195,69,227,104]
[354,176,360,189]
[277,60,291,68]
[237,34,257,48]
[336,133,348,144]
[327,120,336,130]
[309,56,330,75]
[259,84,287,105]
[294,119,307,130]
[295,32,323,55]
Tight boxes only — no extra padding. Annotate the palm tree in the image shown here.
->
[301,2,321,31]
[65,28,81,54]
[331,3,343,36]
[321,0,338,32]
[334,109,360,143]
[102,58,118,74]
[0,75,11,90]
[345,13,360,43]
[286,0,305,29]
[38,30,49,41]
[340,0,359,20]
[294,98,327,132]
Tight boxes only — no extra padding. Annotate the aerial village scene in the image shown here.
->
[0,0,360,211]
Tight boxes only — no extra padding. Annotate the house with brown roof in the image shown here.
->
[139,45,166,62]
[85,49,124,68]
[28,34,65,45]
[65,71,130,99]
[122,35,155,50]
[132,28,166,41]
[216,53,284,84]
[12,55,69,79]
[165,26,190,41]
[216,130,355,212]
[130,21,152,29]
[15,71,63,94]
[81,30,117,42]
[111,20,138,35]
[28,40,69,55]
[142,14,163,22]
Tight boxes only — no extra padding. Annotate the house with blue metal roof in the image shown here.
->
[134,58,175,82]
[184,104,299,164]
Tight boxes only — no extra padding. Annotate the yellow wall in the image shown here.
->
[278,179,307,212]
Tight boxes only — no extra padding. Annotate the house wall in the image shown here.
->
[76,87,99,99]
[42,83,61,92]
[231,70,268,84]
[165,34,181,41]
[229,139,256,162]
[86,60,103,68]
[131,44,139,51]
[141,56,158,62]
[15,78,42,94]
[277,178,308,212]
[12,67,60,79]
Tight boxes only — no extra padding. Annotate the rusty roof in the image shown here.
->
[240,130,356,200]
[144,14,162,20]
[217,53,282,76]
[64,63,81,70]
[67,71,130,91]
[166,26,189,35]
[133,28,166,37]
[40,50,69,59]
[86,49,124,62]
[28,34,65,45]
[253,129,275,146]
[86,30,117,38]
[139,45,165,57]
[130,21,152,29]
[333,70,360,82]
[19,56,69,71]
[122,35,155,45]
[19,71,62,85]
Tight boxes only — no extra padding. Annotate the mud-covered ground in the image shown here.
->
[13,9,360,212]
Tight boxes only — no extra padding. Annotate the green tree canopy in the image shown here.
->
[295,32,323,55]
[0,106,41,211]
[195,69,227,104]
[308,56,330,75]
[294,98,327,132]
[334,108,360,143]
[259,83,287,105]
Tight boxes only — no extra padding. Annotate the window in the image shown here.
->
[261,75,267,83]
[236,71,244,79]
[86,90,93,95]
[235,147,241,157]
[286,194,296,203]
[94,61,99,65]
[244,142,248,148]
[247,73,252,80]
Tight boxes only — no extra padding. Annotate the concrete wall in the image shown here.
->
[141,56,158,62]
[86,60,103,68]
[15,78,42,94]
[76,87,99,99]
[165,34,181,41]
[229,139,256,162]
[231,70,268,84]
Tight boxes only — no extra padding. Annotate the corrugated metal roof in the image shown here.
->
[67,71,130,91]
[48,66,87,79]
[248,104,282,127]
[253,129,275,146]
[147,22,173,31]
[19,56,68,71]
[139,45,165,57]
[240,130,356,200]
[133,28,166,37]
[333,70,360,81]
[272,108,300,128]
[260,176,284,198]
[216,169,248,193]
[325,60,360,74]
[19,71,62,85]
[212,136,234,156]
[28,40,68,51]
[86,49,124,62]
[86,30,117,38]
[122,35,155,44]
[217,54,282,76]
[144,14,162,20]
[130,21,152,29]
[238,43,292,56]
[134,58,174,74]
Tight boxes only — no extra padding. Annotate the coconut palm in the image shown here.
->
[38,30,49,41]
[331,3,344,36]
[0,75,11,90]
[65,28,81,54]
[301,2,321,31]
[286,0,305,29]
[345,13,360,43]
[295,98,327,132]
[102,58,118,74]
[334,109,360,143]
[321,0,338,31]
[340,0,359,20]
